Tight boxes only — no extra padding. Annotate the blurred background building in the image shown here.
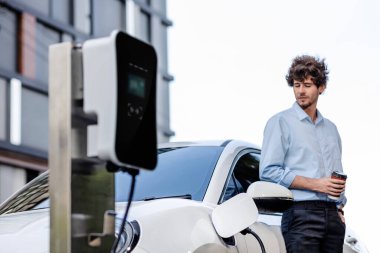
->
[0,0,174,202]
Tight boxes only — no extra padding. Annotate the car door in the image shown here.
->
[220,150,286,253]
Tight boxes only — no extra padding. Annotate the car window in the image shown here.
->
[116,146,223,202]
[222,151,261,202]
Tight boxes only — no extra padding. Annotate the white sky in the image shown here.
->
[168,0,380,251]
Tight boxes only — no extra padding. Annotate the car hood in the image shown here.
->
[0,209,49,252]
[0,198,213,241]
[117,198,215,221]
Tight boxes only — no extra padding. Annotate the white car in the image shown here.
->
[0,140,367,252]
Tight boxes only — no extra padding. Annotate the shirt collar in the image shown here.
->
[292,102,324,125]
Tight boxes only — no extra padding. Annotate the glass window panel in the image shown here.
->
[93,0,125,37]
[0,77,7,140]
[51,0,70,24]
[0,7,17,72]
[159,24,168,69]
[234,152,261,190]
[73,0,91,34]
[140,10,151,43]
[0,165,26,204]
[21,88,48,151]
[13,0,49,16]
[116,146,223,202]
[35,22,60,85]
[222,152,261,202]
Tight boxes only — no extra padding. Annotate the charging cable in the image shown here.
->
[108,163,139,253]
[242,227,266,253]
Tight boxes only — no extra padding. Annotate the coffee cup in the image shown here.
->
[328,171,347,200]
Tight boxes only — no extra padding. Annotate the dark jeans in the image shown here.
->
[281,201,346,253]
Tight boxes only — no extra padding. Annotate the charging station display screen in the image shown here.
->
[128,74,145,98]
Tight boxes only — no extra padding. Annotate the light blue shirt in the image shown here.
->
[260,102,347,206]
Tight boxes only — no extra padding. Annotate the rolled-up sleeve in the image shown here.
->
[260,115,296,188]
[337,194,347,207]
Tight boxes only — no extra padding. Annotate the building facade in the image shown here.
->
[0,0,174,203]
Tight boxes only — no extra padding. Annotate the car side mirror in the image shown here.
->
[212,193,258,238]
[247,181,293,213]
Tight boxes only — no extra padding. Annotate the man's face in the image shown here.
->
[293,76,325,110]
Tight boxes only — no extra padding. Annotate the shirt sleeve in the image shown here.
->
[337,194,347,207]
[260,115,297,188]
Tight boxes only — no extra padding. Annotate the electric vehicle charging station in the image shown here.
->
[83,31,157,170]
[49,31,157,253]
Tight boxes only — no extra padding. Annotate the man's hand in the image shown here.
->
[338,209,345,223]
[313,177,346,197]
[291,176,346,197]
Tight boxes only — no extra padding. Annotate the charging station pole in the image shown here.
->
[49,42,114,253]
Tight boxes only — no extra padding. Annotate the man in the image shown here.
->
[260,55,347,253]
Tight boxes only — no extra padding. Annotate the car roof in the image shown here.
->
[159,140,228,148]
[159,139,260,149]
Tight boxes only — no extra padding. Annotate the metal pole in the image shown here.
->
[49,43,114,253]
[49,42,72,253]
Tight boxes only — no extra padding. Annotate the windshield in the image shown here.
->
[0,146,223,214]
[116,146,223,202]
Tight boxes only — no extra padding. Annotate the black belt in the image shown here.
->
[291,200,337,210]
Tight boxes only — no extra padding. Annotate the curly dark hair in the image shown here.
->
[286,55,329,88]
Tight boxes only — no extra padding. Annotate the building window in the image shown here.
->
[35,22,60,85]
[21,88,48,151]
[160,24,169,69]
[51,0,71,24]
[0,165,26,203]
[0,77,7,140]
[0,6,17,72]
[93,0,125,37]
[140,10,151,43]
[73,0,91,34]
